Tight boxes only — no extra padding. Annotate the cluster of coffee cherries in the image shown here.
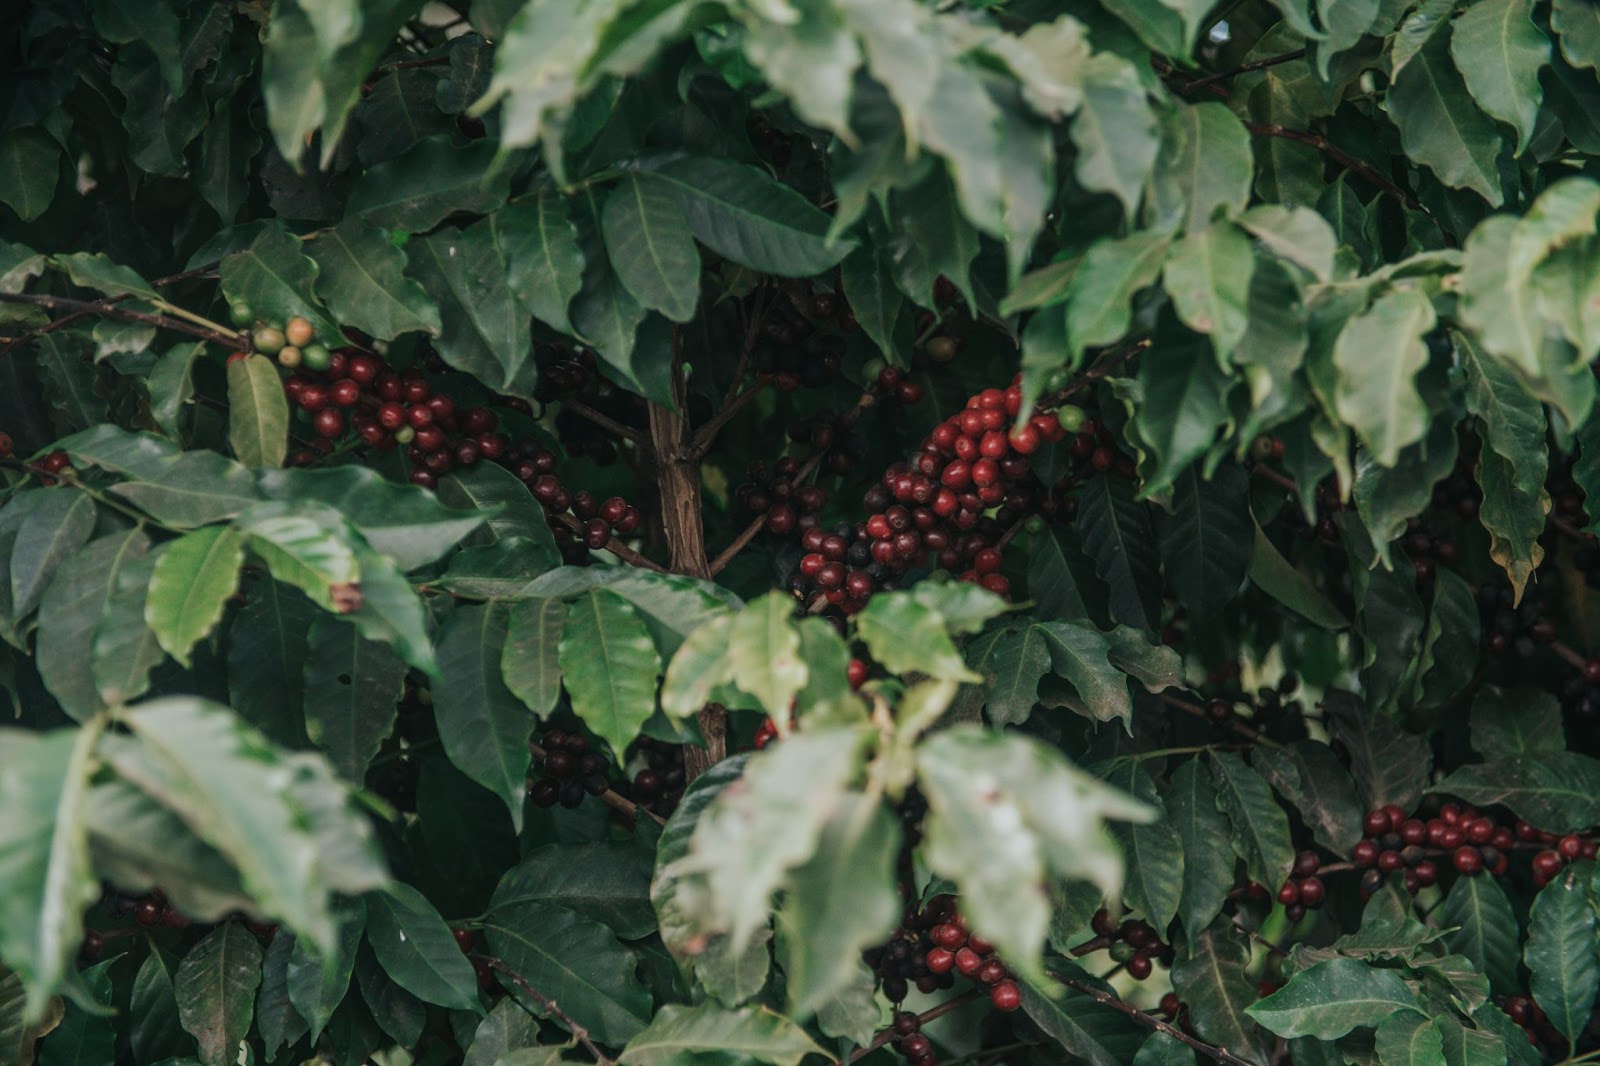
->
[787,376,1070,613]
[1064,413,1135,480]
[738,457,832,537]
[624,736,687,817]
[864,895,1021,1020]
[3,430,76,485]
[526,729,612,809]
[1480,581,1556,659]
[1274,850,1327,922]
[1353,803,1597,892]
[1280,480,1349,544]
[1089,908,1172,982]
[451,926,497,991]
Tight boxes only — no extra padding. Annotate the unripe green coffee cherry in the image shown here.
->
[1056,405,1087,433]
[229,301,254,327]
[253,326,286,355]
[301,343,331,372]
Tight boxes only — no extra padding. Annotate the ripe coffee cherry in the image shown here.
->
[314,408,344,438]
[977,958,1007,985]
[1559,834,1584,859]
[330,379,361,407]
[1297,878,1325,907]
[953,947,982,976]
[407,404,433,429]
[134,899,164,927]
[1534,850,1565,879]
[584,519,611,550]
[847,659,869,689]
[452,927,476,953]
[1363,809,1391,835]
[1126,953,1153,980]
[925,947,955,973]
[991,979,1022,1012]
[378,402,406,429]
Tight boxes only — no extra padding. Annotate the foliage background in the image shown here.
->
[5,0,1600,1064]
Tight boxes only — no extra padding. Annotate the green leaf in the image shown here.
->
[1160,465,1251,617]
[407,221,536,395]
[1162,221,1253,362]
[1553,0,1600,70]
[0,725,102,1021]
[225,577,313,747]
[483,902,652,1047]
[1433,753,1600,832]
[365,882,479,1011]
[52,252,160,302]
[503,597,566,720]
[432,603,533,831]
[261,0,421,168]
[1449,0,1548,152]
[1148,103,1254,234]
[111,452,264,528]
[256,930,308,1057]
[776,797,901,1017]
[601,173,701,323]
[36,955,114,1065]
[36,530,149,720]
[1438,871,1520,996]
[495,192,586,336]
[351,137,510,232]
[235,502,358,612]
[1525,862,1599,1049]
[130,948,194,1065]
[303,618,405,782]
[1470,685,1565,757]
[1436,1014,1512,1066]
[1071,54,1159,220]
[1246,958,1420,1039]
[888,172,981,310]
[1101,763,1183,931]
[8,491,96,626]
[307,219,442,341]
[1168,759,1232,937]
[144,525,245,668]
[1076,474,1162,635]
[0,128,59,221]
[1329,695,1433,813]
[107,697,387,952]
[1250,741,1365,857]
[1064,231,1170,357]
[918,728,1152,981]
[1210,750,1295,894]
[1240,204,1337,282]
[723,591,806,717]
[840,229,906,364]
[673,729,866,955]
[285,897,363,1041]
[462,997,538,1066]
[1170,919,1270,1063]
[740,0,859,141]
[1130,333,1234,497]
[175,923,263,1066]
[259,464,488,573]
[649,157,854,277]
[1019,971,1145,1066]
[981,625,1050,726]
[225,353,289,469]
[1374,1011,1444,1066]
[490,840,656,939]
[854,592,975,683]
[1352,422,1460,568]
[218,223,341,343]
[618,1004,826,1066]
[354,947,426,1047]
[343,540,437,676]
[1387,31,1505,204]
[1333,287,1436,467]
[1036,622,1133,728]
[559,588,661,758]
[1247,523,1348,629]
[83,779,251,922]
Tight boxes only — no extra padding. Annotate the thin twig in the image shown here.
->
[528,741,667,827]
[1180,49,1308,92]
[562,399,646,445]
[1050,971,1257,1066]
[1157,690,1282,748]
[0,292,243,349]
[0,257,227,357]
[845,988,986,1063]
[1038,339,1150,411]
[551,512,669,573]
[1244,122,1416,207]
[689,379,768,458]
[481,957,616,1066]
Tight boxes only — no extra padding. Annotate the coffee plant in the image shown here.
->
[9,0,1600,1064]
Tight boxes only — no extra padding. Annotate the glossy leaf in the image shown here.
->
[1210,751,1295,895]
[1388,32,1504,204]
[559,588,661,759]
[302,618,405,782]
[1450,0,1548,152]
[1168,758,1233,937]
[1524,861,1599,1047]
[365,882,479,1012]
[226,353,289,469]
[1439,871,1521,996]
[601,174,701,323]
[1433,753,1600,832]
[1171,919,1270,1063]
[307,219,442,340]
[618,1003,825,1066]
[1246,957,1420,1039]
[175,923,262,1066]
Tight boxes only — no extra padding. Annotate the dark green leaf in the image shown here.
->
[302,618,405,782]
[1076,475,1162,636]
[601,173,701,323]
[1438,871,1520,996]
[1388,32,1505,203]
[432,603,533,830]
[365,883,479,1012]
[491,840,656,939]
[1246,957,1420,1039]
[307,219,442,341]
[1524,862,1598,1049]
[1433,753,1600,832]
[1171,919,1270,1062]
[351,137,509,232]
[407,221,535,396]
[1210,751,1295,894]
[175,923,263,1066]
